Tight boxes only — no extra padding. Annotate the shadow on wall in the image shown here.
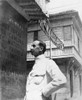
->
[0,70,27,100]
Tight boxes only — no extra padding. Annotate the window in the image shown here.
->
[63,25,72,41]
[27,32,34,43]
[34,31,38,41]
[53,26,63,40]
[38,30,48,41]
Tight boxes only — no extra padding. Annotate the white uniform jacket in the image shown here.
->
[24,55,67,100]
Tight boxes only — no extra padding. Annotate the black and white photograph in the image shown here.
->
[0,0,82,100]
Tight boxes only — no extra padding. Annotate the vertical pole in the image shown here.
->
[79,74,82,95]
[47,19,52,59]
[69,62,74,98]
[49,30,52,59]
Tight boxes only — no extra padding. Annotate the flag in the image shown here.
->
[39,19,64,50]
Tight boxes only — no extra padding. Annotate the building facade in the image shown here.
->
[0,1,82,100]
[27,11,82,100]
[0,1,27,72]
[0,1,28,100]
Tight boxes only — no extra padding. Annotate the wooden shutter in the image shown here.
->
[63,25,72,41]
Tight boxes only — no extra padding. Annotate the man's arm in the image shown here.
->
[42,60,67,97]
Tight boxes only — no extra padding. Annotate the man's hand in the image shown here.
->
[42,92,51,100]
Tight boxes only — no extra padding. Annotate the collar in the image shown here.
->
[35,54,45,62]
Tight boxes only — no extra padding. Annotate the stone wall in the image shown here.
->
[0,70,27,100]
[0,1,27,72]
[0,1,28,100]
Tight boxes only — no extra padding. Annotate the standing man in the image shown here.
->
[24,40,67,100]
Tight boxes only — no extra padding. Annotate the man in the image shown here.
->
[24,40,67,100]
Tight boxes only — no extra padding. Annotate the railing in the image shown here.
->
[27,46,73,61]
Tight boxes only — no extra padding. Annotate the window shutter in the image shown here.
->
[63,25,72,41]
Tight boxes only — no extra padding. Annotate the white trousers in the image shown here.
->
[24,91,46,100]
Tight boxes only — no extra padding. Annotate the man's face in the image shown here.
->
[30,40,42,57]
